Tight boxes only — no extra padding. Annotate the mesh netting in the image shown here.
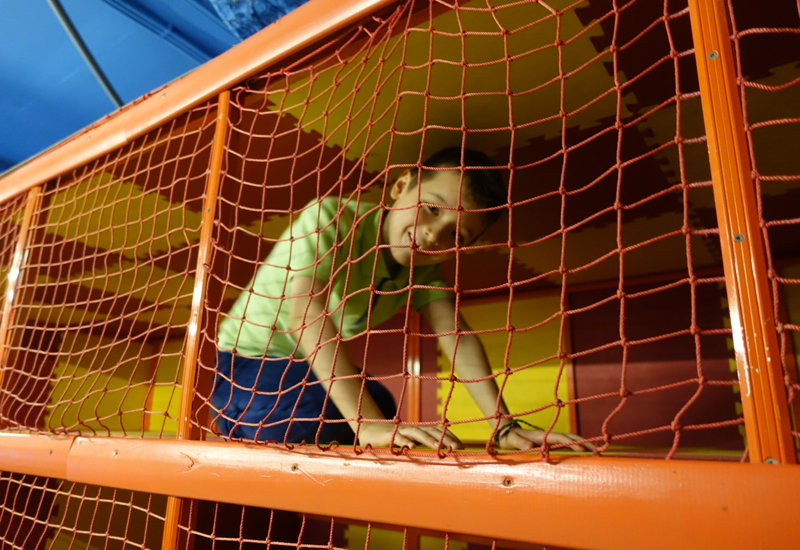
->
[0,0,757,458]
[4,0,795,461]
[0,472,561,550]
[0,103,218,437]
[726,0,800,444]
[189,0,745,458]
[2,0,798,548]
[181,499,564,550]
[0,471,165,550]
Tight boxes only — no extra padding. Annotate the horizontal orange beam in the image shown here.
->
[0,0,399,205]
[0,433,799,549]
[0,433,73,480]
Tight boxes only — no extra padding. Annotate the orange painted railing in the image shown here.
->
[1,433,799,549]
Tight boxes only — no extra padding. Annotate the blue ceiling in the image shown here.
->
[0,0,307,173]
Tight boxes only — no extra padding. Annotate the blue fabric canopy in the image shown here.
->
[208,0,310,40]
[0,0,308,173]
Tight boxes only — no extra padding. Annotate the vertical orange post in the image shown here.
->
[404,527,420,550]
[406,311,422,423]
[0,187,42,381]
[162,90,231,550]
[687,0,795,464]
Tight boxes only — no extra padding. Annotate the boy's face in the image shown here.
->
[382,169,490,268]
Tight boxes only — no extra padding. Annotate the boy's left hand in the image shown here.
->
[497,425,595,452]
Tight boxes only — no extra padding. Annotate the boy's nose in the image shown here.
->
[422,223,450,250]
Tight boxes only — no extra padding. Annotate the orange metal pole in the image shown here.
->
[687,0,795,464]
[0,433,783,550]
[161,90,230,550]
[406,311,422,423]
[0,187,41,385]
[0,433,74,480]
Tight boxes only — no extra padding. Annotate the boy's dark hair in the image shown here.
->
[419,147,507,225]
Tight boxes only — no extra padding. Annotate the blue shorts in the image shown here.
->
[211,351,396,444]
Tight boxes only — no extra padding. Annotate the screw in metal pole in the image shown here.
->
[765,458,779,464]
[708,50,719,60]
[733,234,745,243]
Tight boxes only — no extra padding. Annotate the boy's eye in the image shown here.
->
[426,205,439,215]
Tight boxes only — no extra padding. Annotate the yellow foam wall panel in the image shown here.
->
[146,338,185,434]
[47,333,152,433]
[345,526,467,550]
[439,294,572,441]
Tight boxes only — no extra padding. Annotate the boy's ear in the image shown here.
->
[389,169,414,200]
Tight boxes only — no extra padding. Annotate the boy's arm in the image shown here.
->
[420,297,593,452]
[288,275,461,450]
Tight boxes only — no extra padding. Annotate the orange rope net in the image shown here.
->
[0,0,754,457]
[0,104,218,437]
[180,500,563,550]
[0,472,165,550]
[194,0,744,458]
[0,0,799,547]
[1,473,553,550]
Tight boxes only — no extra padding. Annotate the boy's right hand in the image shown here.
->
[497,425,596,452]
[357,422,463,451]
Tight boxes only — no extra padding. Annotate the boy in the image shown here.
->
[213,148,591,452]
